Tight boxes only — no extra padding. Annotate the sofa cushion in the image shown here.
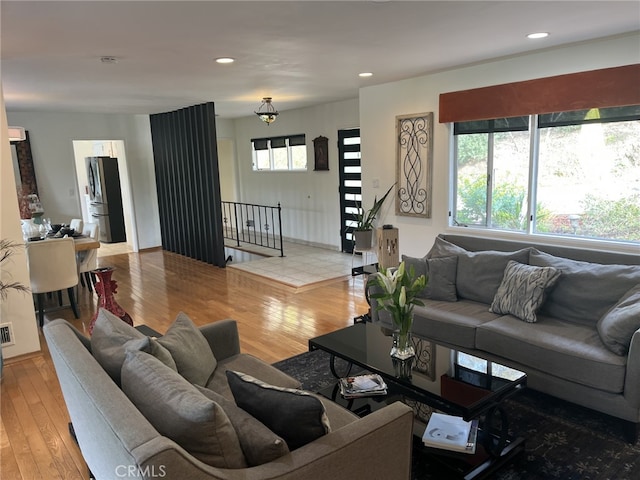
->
[402,254,458,301]
[529,250,640,327]
[195,385,289,466]
[157,312,217,386]
[90,309,176,385]
[411,299,502,349]
[490,261,561,323]
[121,351,246,468]
[476,316,627,394]
[226,370,330,451]
[597,284,640,356]
[426,236,530,304]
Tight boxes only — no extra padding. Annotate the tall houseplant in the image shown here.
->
[353,183,395,249]
[0,239,30,377]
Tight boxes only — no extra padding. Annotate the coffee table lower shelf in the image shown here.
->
[317,382,525,480]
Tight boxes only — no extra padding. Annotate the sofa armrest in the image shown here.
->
[624,327,640,407]
[199,319,241,361]
[133,401,415,480]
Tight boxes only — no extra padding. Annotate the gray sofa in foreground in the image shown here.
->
[44,315,414,480]
[371,234,640,442]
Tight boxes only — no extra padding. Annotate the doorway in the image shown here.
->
[338,128,361,254]
[72,140,138,253]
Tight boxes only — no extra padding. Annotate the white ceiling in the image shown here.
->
[2,0,639,119]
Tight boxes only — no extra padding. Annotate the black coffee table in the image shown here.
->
[309,322,527,479]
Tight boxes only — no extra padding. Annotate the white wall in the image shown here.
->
[360,33,640,257]
[233,98,359,249]
[1,87,41,359]
[5,111,161,249]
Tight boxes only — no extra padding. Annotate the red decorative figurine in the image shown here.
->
[88,267,133,334]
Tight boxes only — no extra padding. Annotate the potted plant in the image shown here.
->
[353,183,395,250]
[0,239,30,378]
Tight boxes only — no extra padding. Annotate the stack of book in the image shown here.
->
[339,374,387,399]
[422,412,479,454]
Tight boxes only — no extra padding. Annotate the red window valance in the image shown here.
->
[439,64,640,123]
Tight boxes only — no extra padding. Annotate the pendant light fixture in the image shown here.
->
[254,97,279,125]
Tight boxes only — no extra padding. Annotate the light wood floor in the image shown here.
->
[1,247,369,479]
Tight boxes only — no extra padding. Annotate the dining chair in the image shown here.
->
[26,237,80,327]
[78,222,100,292]
[69,218,83,233]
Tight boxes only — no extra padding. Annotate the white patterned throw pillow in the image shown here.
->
[490,261,561,323]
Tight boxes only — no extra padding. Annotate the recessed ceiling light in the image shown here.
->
[359,72,373,78]
[527,32,549,39]
[216,57,235,64]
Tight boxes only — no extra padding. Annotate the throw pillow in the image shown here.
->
[597,284,640,356]
[226,370,330,451]
[424,256,458,302]
[490,260,561,323]
[400,255,428,297]
[90,309,176,385]
[121,351,246,469]
[157,312,217,386]
[195,385,290,466]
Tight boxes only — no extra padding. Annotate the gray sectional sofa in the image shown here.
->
[44,311,414,480]
[371,234,640,442]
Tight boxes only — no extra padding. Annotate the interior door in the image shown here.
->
[338,128,361,253]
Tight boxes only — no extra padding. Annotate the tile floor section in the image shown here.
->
[225,241,373,290]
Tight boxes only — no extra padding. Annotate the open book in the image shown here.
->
[422,412,479,454]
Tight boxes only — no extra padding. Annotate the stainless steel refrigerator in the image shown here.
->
[86,156,127,243]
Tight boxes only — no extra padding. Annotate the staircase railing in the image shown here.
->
[221,201,284,257]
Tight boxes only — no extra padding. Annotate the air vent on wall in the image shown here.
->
[0,323,15,346]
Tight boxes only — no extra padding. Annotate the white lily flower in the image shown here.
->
[399,286,407,308]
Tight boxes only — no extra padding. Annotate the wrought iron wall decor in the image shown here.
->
[395,112,433,218]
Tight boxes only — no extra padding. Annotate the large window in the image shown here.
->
[453,106,640,244]
[252,134,307,171]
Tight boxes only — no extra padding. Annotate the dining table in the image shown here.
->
[27,234,100,252]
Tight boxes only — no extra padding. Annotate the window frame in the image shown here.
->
[251,134,307,172]
[450,106,640,247]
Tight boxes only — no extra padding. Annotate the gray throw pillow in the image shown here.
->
[425,256,458,302]
[90,309,175,385]
[226,370,331,451]
[455,248,531,304]
[121,351,246,469]
[597,284,640,356]
[401,255,428,297]
[490,261,561,323]
[158,312,217,386]
[530,250,640,327]
[195,385,290,466]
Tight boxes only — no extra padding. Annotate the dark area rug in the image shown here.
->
[274,349,640,480]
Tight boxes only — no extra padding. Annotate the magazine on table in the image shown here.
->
[422,412,479,454]
[339,374,387,398]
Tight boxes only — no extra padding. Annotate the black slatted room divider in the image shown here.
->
[150,102,226,267]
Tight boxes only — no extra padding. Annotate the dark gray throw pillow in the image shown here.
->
[490,260,561,323]
[195,385,290,466]
[226,370,330,451]
[401,255,428,297]
[158,312,217,386]
[424,256,458,302]
[121,351,246,469]
[597,284,640,356]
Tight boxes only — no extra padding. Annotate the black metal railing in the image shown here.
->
[221,201,284,257]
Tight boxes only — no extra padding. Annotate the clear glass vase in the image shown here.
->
[390,330,415,360]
